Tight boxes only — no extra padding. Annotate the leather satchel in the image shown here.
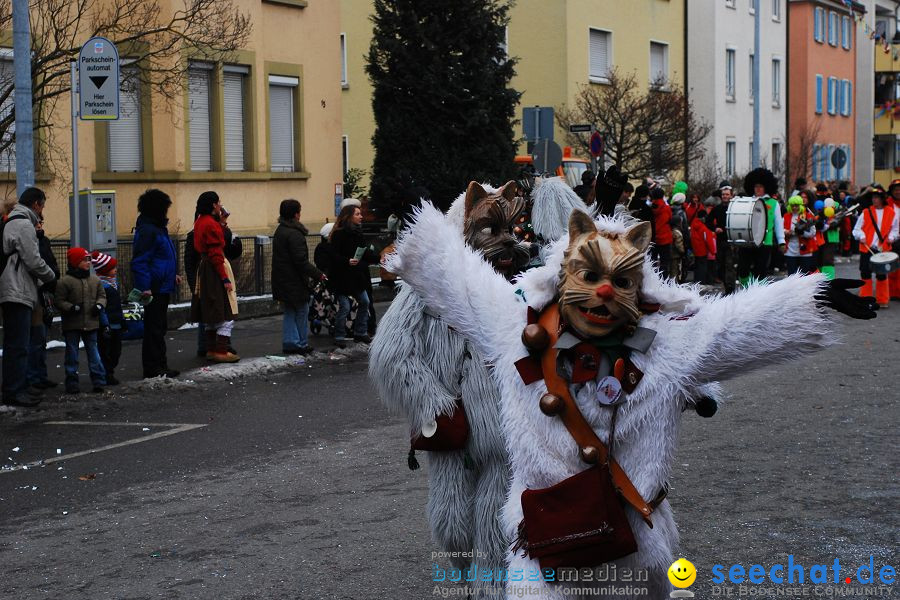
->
[518,464,638,570]
[410,399,469,452]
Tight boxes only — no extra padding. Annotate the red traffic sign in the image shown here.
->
[589,131,604,157]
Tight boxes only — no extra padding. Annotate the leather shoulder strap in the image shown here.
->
[537,304,655,526]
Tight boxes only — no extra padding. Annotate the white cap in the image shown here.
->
[320,223,334,238]
[339,198,361,210]
[670,193,686,205]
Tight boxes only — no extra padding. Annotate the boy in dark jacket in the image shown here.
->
[92,251,123,385]
[54,248,107,393]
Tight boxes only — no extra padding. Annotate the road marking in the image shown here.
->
[0,421,207,474]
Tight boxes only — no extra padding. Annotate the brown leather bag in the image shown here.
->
[518,463,637,569]
[410,399,469,452]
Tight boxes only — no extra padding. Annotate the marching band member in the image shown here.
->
[737,168,785,287]
[783,196,818,275]
[853,185,899,308]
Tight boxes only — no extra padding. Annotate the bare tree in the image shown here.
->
[784,120,821,190]
[556,69,711,180]
[0,0,252,160]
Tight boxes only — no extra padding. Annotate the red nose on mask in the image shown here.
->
[595,284,615,300]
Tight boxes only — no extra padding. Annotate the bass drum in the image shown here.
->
[726,197,767,247]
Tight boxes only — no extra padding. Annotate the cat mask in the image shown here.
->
[463,181,531,279]
[558,211,652,338]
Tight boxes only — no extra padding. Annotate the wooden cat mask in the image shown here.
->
[463,181,530,279]
[558,211,652,338]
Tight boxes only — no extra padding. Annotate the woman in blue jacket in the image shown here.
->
[131,189,181,378]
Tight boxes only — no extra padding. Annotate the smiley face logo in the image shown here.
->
[667,558,696,588]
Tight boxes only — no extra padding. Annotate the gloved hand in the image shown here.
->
[69,304,82,315]
[815,279,877,320]
[91,304,103,316]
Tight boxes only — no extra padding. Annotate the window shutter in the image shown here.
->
[0,58,15,171]
[269,83,295,172]
[847,81,853,116]
[223,72,245,172]
[188,65,212,172]
[108,67,142,172]
[815,75,823,114]
[589,30,610,80]
[844,144,852,179]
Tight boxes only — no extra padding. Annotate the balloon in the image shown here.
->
[824,198,836,209]
[824,206,835,218]
[814,200,825,211]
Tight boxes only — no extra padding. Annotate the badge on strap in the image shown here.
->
[596,376,624,406]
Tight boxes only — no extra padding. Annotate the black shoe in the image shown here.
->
[283,347,302,355]
[353,334,373,344]
[26,386,45,398]
[196,349,207,358]
[106,375,120,386]
[163,369,180,378]
[5,395,41,407]
[298,346,313,355]
[65,386,80,394]
[33,380,59,389]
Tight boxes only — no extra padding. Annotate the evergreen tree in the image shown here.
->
[366,0,520,214]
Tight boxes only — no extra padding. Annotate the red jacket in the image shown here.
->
[690,217,716,257]
[193,214,229,281]
[652,200,673,245]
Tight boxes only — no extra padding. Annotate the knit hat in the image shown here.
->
[67,247,90,269]
[320,223,334,238]
[670,192,686,205]
[91,250,117,275]
[339,198,361,210]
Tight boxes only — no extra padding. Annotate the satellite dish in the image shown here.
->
[532,139,563,175]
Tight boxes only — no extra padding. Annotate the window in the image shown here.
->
[771,142,782,169]
[188,62,213,172]
[108,65,142,172]
[0,54,15,171]
[814,8,825,43]
[650,42,668,88]
[772,58,781,107]
[841,79,852,116]
[827,77,837,115]
[726,140,736,176]
[726,48,736,100]
[340,33,348,87]
[269,75,298,172]
[828,12,838,46]
[223,65,248,172]
[842,16,852,50]
[341,135,349,177]
[772,0,781,21]
[815,74,823,114]
[749,53,755,101]
[589,29,611,82]
[726,0,735,7]
[875,18,889,39]
[749,0,756,14]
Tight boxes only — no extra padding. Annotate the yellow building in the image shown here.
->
[340,0,686,188]
[1,0,343,238]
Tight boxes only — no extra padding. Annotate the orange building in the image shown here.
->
[789,0,861,184]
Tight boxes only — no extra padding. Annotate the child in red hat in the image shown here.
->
[92,251,123,385]
[54,248,107,393]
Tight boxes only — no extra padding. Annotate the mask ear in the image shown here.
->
[499,180,518,202]
[465,182,489,220]
[567,209,596,241]
[624,221,652,254]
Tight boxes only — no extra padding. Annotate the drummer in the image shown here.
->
[852,185,899,308]
[737,168,785,287]
[783,196,818,275]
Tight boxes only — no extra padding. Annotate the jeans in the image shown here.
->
[2,302,33,401]
[64,330,106,387]
[335,290,370,339]
[142,292,170,377]
[27,323,49,385]
[282,301,311,350]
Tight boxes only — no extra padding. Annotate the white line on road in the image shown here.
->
[0,422,207,475]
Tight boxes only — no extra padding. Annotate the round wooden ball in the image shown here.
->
[580,446,600,464]
[539,393,564,416]
[521,324,550,350]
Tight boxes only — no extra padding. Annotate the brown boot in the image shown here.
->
[211,335,240,363]
[205,329,217,360]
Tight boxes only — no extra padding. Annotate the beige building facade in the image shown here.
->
[2,0,343,238]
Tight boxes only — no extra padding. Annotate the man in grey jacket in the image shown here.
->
[1,187,56,407]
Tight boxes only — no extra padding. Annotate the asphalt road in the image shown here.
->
[0,272,897,600]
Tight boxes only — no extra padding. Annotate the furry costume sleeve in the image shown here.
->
[368,284,464,431]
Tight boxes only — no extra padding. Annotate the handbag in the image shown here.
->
[516,407,637,570]
[410,398,469,452]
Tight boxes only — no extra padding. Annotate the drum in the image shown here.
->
[870,251,900,275]
[726,197,767,247]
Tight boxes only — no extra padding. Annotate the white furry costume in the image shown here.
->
[388,204,831,600]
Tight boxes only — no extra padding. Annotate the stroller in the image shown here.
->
[308,280,357,336]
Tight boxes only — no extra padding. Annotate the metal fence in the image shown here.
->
[49,231,387,305]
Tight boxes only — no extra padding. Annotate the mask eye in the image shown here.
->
[580,271,600,283]
[613,277,633,289]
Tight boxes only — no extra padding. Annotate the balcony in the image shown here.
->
[875,45,900,73]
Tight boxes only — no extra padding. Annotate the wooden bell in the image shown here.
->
[580,446,600,464]
[521,323,550,350]
[539,393,564,416]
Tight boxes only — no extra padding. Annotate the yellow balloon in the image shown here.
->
[668,558,697,588]
[824,207,835,218]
